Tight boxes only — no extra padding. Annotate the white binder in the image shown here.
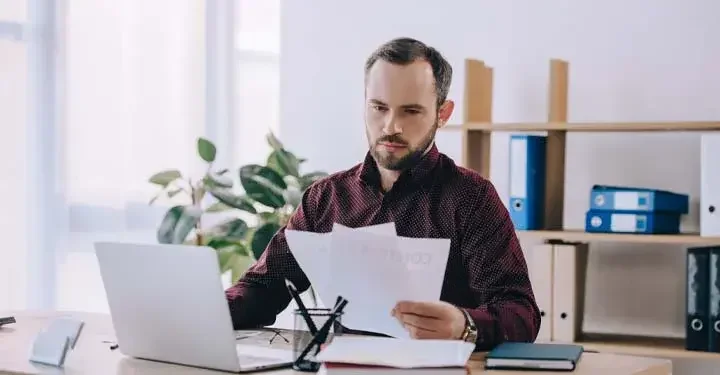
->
[528,244,554,342]
[701,133,720,237]
[551,243,589,343]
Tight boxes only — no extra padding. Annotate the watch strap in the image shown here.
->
[458,307,477,342]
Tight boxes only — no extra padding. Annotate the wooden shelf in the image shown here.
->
[458,121,720,132]
[517,230,720,246]
[556,334,720,360]
[458,59,720,359]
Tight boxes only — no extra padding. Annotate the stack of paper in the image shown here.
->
[316,336,474,369]
[285,223,451,339]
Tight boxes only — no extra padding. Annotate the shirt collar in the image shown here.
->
[357,142,441,188]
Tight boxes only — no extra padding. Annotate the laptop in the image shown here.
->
[94,241,294,373]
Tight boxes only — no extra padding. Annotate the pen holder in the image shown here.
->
[292,308,344,371]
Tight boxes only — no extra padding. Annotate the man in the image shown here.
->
[226,37,540,350]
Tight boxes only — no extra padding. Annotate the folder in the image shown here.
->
[701,134,720,237]
[709,247,720,353]
[528,244,554,342]
[589,185,688,214]
[584,210,681,235]
[508,135,547,230]
[551,243,588,343]
[686,246,711,351]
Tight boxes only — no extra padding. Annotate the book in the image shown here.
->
[485,342,583,371]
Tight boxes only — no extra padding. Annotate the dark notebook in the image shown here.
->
[485,342,584,371]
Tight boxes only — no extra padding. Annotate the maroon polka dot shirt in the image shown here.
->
[226,143,541,350]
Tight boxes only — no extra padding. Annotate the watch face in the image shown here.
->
[464,322,478,343]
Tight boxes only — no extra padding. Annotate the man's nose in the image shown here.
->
[382,114,402,135]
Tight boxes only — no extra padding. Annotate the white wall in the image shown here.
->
[281,0,720,339]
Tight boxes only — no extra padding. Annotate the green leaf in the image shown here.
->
[150,187,184,205]
[210,238,235,251]
[208,218,249,240]
[205,172,233,188]
[239,165,287,209]
[217,247,235,273]
[250,222,281,259]
[257,211,281,224]
[215,243,253,279]
[157,205,202,244]
[214,241,254,283]
[266,132,284,151]
[266,149,300,178]
[206,186,257,214]
[209,238,249,254]
[205,201,233,213]
[149,169,182,187]
[300,171,328,191]
[230,254,255,284]
[283,175,301,189]
[197,137,217,162]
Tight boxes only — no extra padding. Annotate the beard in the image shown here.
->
[368,121,438,171]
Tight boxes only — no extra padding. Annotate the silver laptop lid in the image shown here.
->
[94,241,241,372]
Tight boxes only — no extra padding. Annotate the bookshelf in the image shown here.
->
[518,230,720,246]
[455,121,720,132]
[451,58,720,360]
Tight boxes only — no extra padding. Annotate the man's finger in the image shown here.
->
[397,313,437,331]
[403,321,442,339]
[394,301,443,318]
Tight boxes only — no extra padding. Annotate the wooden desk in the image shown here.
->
[0,311,671,375]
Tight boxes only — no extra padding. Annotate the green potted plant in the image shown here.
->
[147,132,327,291]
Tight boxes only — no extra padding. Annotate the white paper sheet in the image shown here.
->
[285,222,396,309]
[316,336,474,368]
[285,222,451,339]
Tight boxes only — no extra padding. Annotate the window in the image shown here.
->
[234,0,280,167]
[48,0,282,312]
[0,0,28,311]
[56,0,208,312]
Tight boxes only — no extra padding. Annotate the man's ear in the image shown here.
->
[437,100,455,128]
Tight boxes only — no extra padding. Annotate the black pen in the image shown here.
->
[284,278,318,334]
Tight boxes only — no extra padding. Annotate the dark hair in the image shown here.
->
[364,37,453,109]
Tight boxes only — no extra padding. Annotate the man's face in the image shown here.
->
[364,59,453,171]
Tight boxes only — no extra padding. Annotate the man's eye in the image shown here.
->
[405,109,420,114]
[372,105,387,112]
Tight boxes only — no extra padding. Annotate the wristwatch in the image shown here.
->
[458,307,478,343]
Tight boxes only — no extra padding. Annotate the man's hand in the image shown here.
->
[391,300,466,340]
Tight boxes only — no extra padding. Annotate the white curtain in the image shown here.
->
[0,0,280,313]
[0,0,30,311]
[56,0,207,313]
